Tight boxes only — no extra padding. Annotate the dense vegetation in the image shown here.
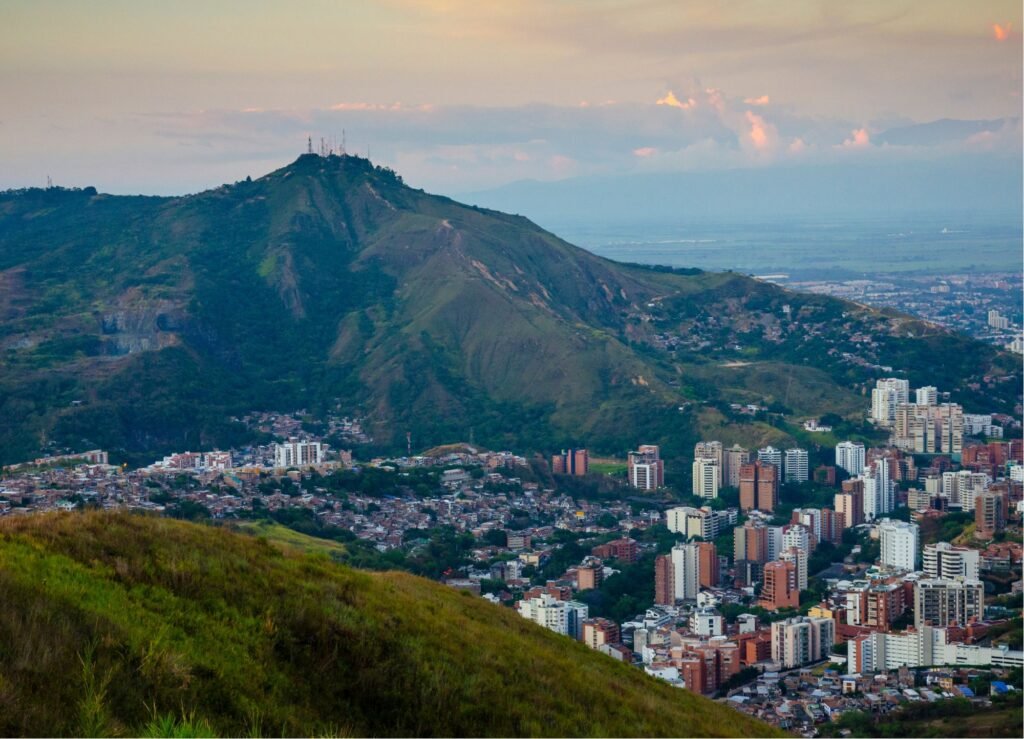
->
[1,154,1018,472]
[0,511,780,737]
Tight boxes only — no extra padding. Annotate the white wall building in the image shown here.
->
[878,518,919,571]
[692,457,720,500]
[835,441,866,477]
[274,438,325,468]
[771,617,835,669]
[862,459,893,521]
[922,542,980,581]
[784,448,809,483]
[758,445,783,471]
[671,542,701,602]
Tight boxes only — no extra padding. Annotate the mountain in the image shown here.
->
[0,154,1019,467]
[0,510,781,737]
[460,156,1023,225]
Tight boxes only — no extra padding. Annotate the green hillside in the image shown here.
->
[0,511,780,737]
[0,154,1018,467]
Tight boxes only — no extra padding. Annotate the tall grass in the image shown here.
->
[0,511,780,737]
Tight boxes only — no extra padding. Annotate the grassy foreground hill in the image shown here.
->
[0,511,780,737]
[0,154,1018,467]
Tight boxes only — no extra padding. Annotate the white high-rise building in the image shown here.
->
[771,617,835,668]
[274,438,325,468]
[914,578,985,629]
[694,441,724,486]
[871,378,910,427]
[784,448,809,483]
[692,457,720,499]
[835,441,866,477]
[862,459,893,521]
[923,542,980,581]
[941,470,990,510]
[988,310,1010,330]
[791,509,823,544]
[758,445,783,472]
[666,506,720,540]
[878,518,919,571]
[670,542,700,601]
[915,386,938,406]
[782,446,806,481]
[780,547,808,591]
[628,445,664,490]
[517,594,589,638]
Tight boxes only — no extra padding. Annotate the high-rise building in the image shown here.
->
[274,438,324,468]
[783,448,809,483]
[878,518,919,571]
[671,542,701,602]
[582,618,620,650]
[862,459,893,521]
[654,554,675,605]
[758,445,783,471]
[628,445,664,490]
[739,461,779,512]
[771,617,834,668]
[893,402,964,454]
[942,470,990,510]
[780,547,807,592]
[975,491,1006,539]
[694,441,724,486]
[835,478,864,529]
[915,386,938,406]
[759,560,799,611]
[988,309,1010,329]
[517,594,590,638]
[790,509,823,547]
[871,378,910,428]
[692,457,720,499]
[723,444,751,488]
[922,542,980,581]
[666,506,720,540]
[914,578,985,628]
[835,441,866,477]
[734,520,769,565]
[551,448,589,475]
[697,541,719,589]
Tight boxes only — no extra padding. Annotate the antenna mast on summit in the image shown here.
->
[307,136,313,155]
[341,129,346,155]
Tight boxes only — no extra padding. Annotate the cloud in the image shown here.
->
[744,95,771,106]
[992,23,1012,41]
[744,111,774,152]
[840,128,871,148]
[656,91,697,110]
[632,146,657,158]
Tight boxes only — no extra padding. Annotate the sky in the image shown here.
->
[0,0,1021,196]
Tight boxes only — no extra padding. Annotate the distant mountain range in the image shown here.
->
[0,154,1019,467]
[461,154,1022,226]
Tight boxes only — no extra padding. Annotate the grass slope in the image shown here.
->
[0,511,780,738]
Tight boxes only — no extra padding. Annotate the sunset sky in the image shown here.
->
[1,0,1021,195]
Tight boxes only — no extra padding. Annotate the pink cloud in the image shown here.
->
[745,111,774,151]
[993,22,1012,41]
[744,95,770,106]
[841,128,871,148]
[632,146,657,158]
[656,91,697,110]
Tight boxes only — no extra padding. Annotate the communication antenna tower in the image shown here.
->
[341,129,346,155]
[46,175,53,189]
[307,136,313,155]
